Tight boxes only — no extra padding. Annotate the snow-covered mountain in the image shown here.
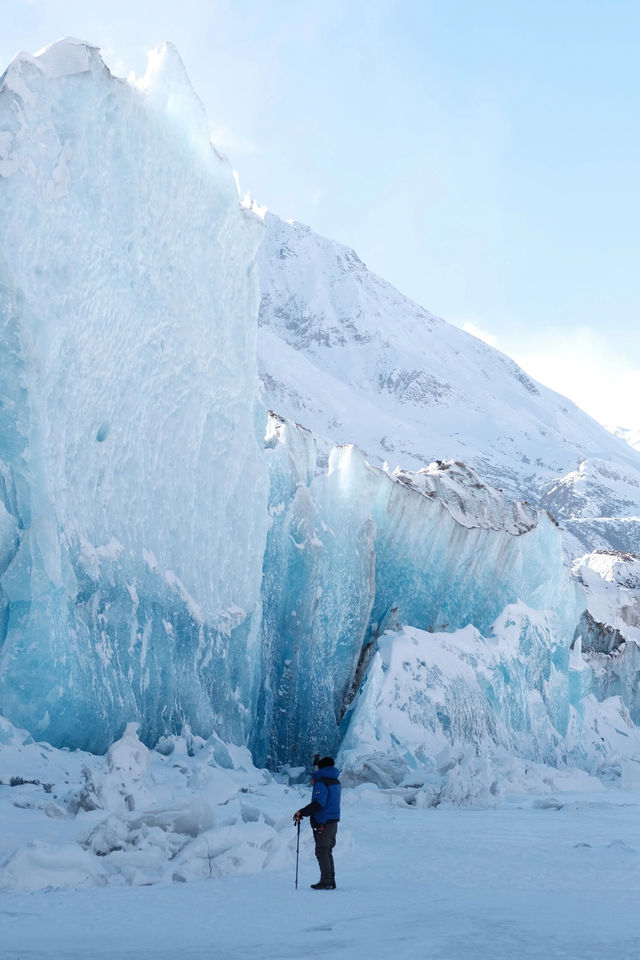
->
[255,213,640,554]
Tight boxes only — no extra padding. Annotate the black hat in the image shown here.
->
[318,756,334,769]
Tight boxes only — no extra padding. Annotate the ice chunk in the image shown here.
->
[573,551,640,722]
[35,38,101,79]
[0,841,106,892]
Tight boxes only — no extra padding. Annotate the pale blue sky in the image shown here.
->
[3,1,639,431]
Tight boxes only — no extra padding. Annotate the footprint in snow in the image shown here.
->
[607,839,635,853]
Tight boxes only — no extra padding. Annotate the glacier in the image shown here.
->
[0,40,268,751]
[254,414,585,767]
[1,37,640,808]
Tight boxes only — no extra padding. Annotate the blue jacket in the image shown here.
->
[300,765,341,824]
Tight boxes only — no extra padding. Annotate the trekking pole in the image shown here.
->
[295,818,301,889]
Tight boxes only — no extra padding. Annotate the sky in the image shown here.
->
[2,0,639,434]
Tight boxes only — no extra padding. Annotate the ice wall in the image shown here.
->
[252,415,583,768]
[253,416,376,766]
[369,460,578,642]
[0,40,268,751]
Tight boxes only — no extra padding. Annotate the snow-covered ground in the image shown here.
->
[2,720,640,959]
[3,787,640,959]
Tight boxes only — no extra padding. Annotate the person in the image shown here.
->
[293,756,341,890]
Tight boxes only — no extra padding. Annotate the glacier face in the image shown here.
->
[253,414,584,768]
[252,417,376,767]
[0,40,268,750]
[0,39,639,790]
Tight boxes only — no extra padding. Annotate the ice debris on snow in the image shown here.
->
[0,721,297,892]
[339,613,640,802]
[573,550,640,724]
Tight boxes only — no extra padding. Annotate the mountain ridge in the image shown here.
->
[254,209,640,554]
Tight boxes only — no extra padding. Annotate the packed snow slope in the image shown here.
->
[0,39,268,751]
[255,213,640,554]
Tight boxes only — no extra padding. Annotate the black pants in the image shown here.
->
[312,820,338,883]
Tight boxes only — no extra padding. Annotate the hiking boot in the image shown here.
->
[310,881,336,890]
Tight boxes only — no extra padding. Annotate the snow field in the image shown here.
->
[2,786,639,960]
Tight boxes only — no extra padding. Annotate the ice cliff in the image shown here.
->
[0,40,268,751]
[254,414,587,768]
[1,40,639,791]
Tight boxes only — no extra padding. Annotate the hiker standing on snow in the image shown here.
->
[293,756,341,890]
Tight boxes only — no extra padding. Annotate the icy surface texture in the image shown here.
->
[368,460,580,643]
[0,718,300,892]
[0,40,268,750]
[573,551,640,723]
[255,212,640,553]
[253,416,375,766]
[253,415,582,767]
[339,612,640,795]
[392,460,539,535]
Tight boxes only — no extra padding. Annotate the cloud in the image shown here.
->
[453,317,639,434]
[210,126,257,158]
[509,328,640,432]
[459,319,499,348]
